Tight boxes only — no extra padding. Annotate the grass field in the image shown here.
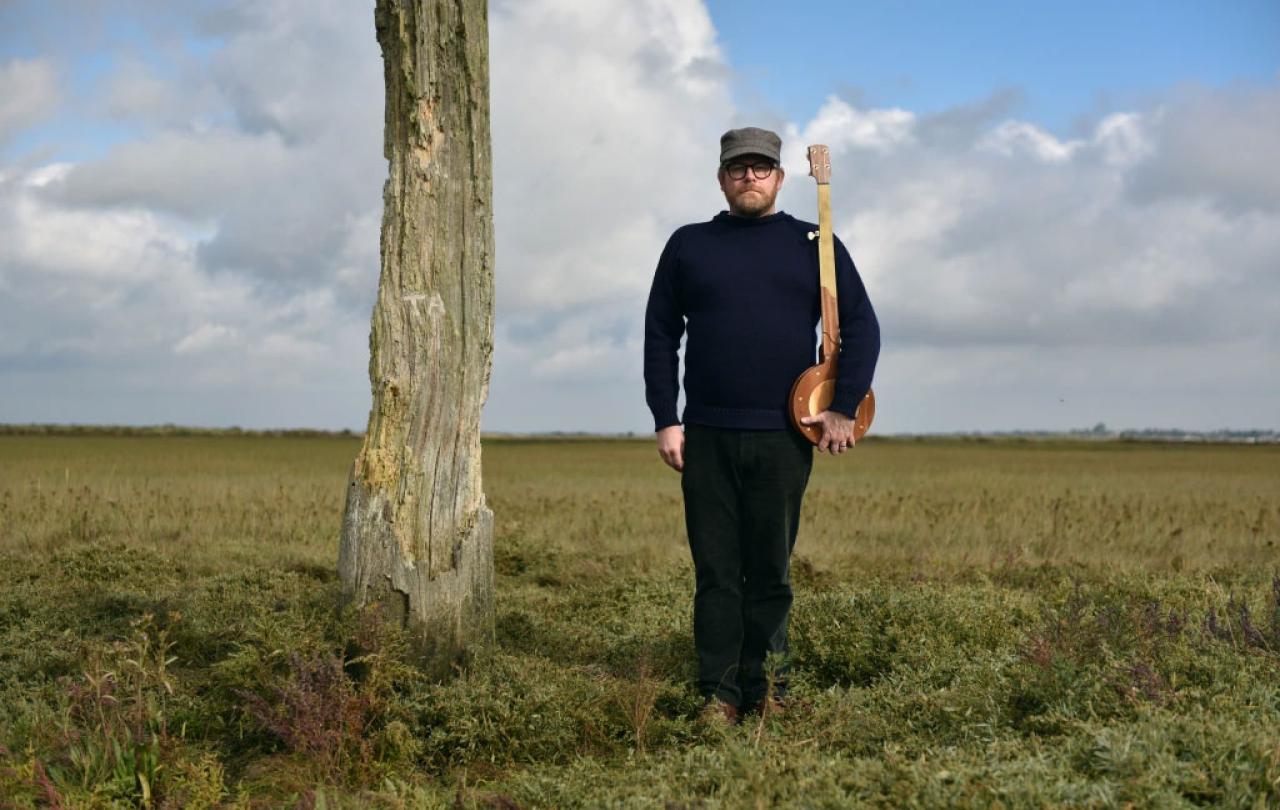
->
[1,433,1278,807]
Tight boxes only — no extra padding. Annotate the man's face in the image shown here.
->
[718,154,785,217]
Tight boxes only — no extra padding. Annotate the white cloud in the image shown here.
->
[978,120,1083,163]
[174,323,238,354]
[772,87,1279,430]
[29,0,384,299]
[1,0,1276,432]
[0,157,370,426]
[1093,112,1151,166]
[99,56,183,123]
[0,58,60,146]
[977,111,1150,167]
[484,0,735,430]
[490,0,731,311]
[532,341,629,382]
[1125,83,1280,213]
[785,96,916,160]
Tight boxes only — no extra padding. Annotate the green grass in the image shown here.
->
[1,434,1278,807]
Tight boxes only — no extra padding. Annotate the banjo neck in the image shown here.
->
[789,143,876,443]
[808,144,840,363]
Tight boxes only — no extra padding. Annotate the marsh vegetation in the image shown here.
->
[1,434,1277,806]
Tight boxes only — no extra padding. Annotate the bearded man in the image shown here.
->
[643,126,880,723]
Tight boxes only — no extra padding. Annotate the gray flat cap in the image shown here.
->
[720,126,782,164]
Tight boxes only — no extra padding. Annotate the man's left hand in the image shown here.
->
[800,410,856,454]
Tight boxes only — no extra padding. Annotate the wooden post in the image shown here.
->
[339,0,495,674]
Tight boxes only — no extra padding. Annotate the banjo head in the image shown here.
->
[789,362,875,445]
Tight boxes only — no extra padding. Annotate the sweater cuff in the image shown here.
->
[653,412,681,432]
[830,390,863,418]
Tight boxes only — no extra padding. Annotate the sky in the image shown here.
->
[0,0,1277,434]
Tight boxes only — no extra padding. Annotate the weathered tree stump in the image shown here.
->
[339,0,495,675]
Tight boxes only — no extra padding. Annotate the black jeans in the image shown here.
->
[681,424,813,707]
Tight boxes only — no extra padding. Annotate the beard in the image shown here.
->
[729,187,776,217]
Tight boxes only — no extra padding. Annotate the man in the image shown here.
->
[643,126,880,724]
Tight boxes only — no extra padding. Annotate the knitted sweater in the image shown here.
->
[643,210,880,431]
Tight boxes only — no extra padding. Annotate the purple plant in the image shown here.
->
[1236,598,1267,649]
[237,652,378,783]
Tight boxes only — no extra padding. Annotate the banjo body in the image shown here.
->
[788,144,875,444]
[789,360,876,445]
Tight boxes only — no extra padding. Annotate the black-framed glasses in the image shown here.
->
[723,161,776,180]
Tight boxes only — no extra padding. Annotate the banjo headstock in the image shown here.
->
[807,144,831,185]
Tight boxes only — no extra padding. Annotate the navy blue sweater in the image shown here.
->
[644,210,880,431]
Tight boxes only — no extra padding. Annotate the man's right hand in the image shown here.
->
[656,425,685,472]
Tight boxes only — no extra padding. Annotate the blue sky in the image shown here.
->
[707,0,1280,133]
[6,0,1276,167]
[1,0,1278,433]
[0,3,224,163]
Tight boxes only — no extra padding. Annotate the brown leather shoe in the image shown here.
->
[698,698,740,726]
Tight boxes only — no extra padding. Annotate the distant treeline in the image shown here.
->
[0,423,359,438]
[1,423,1275,443]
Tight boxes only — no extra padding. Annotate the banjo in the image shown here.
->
[788,144,876,444]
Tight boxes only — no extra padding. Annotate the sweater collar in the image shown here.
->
[712,210,790,227]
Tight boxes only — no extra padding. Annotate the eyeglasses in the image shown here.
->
[723,161,776,180]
